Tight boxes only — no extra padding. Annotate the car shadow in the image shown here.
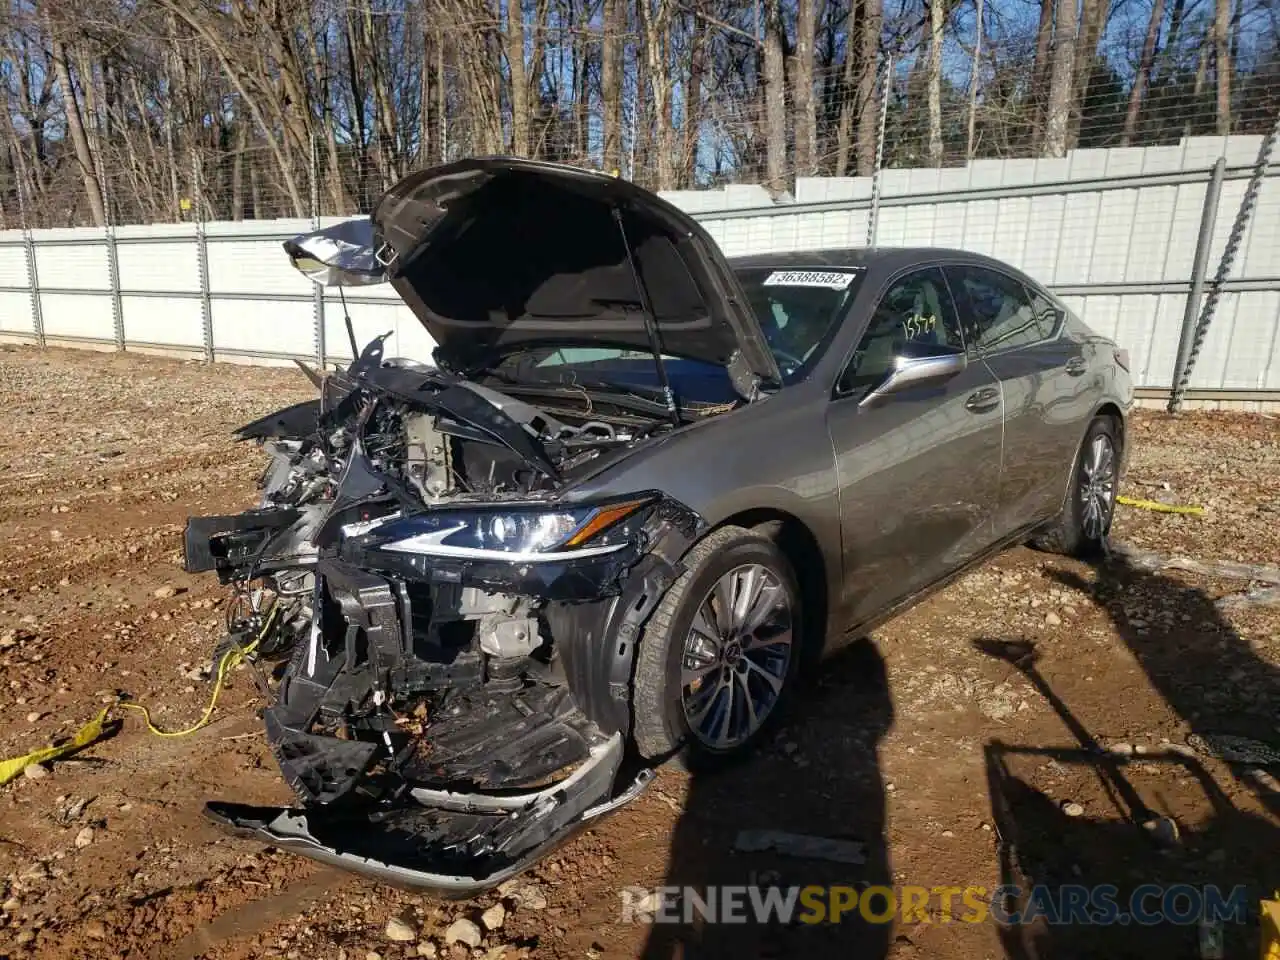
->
[639,637,895,960]
[973,541,1280,959]
[1048,550,1280,814]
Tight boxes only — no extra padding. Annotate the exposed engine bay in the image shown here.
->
[178,155,792,895]
[186,333,712,895]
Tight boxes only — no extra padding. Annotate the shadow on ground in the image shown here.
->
[639,637,895,960]
[978,548,1280,960]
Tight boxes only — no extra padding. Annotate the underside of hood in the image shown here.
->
[364,158,778,387]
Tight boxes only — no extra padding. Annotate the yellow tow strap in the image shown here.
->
[116,604,277,738]
[0,707,113,786]
[0,605,278,783]
[1116,495,1204,516]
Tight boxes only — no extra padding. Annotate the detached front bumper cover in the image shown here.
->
[204,734,653,898]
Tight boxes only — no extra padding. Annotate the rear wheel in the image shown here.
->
[632,525,801,768]
[1032,416,1120,557]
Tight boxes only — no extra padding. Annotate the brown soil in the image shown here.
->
[0,345,1276,960]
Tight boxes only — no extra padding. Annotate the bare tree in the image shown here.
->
[507,0,530,155]
[601,0,623,172]
[966,0,983,159]
[1067,0,1106,149]
[682,5,708,185]
[47,29,107,226]
[1030,0,1055,149]
[1121,0,1165,146]
[762,0,788,190]
[1043,0,1078,157]
[639,0,677,189]
[927,0,945,166]
[1215,0,1232,133]
[793,0,818,176]
[856,0,883,175]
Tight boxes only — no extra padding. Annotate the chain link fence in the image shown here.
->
[2,6,1279,229]
[1,4,1278,406]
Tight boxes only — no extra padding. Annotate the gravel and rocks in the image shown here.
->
[0,346,1275,959]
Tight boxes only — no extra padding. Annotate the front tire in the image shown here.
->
[632,525,801,768]
[1032,416,1120,557]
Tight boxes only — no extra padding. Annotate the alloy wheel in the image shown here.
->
[679,563,794,751]
[1079,432,1117,540]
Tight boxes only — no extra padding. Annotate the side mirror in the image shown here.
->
[859,350,967,407]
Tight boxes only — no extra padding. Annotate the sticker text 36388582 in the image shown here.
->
[762,270,859,290]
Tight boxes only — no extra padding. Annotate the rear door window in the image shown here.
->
[948,265,1053,355]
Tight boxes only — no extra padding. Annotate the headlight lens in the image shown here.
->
[371,498,652,561]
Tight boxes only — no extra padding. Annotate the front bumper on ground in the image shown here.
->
[204,734,653,898]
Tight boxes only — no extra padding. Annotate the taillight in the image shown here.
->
[1114,347,1131,372]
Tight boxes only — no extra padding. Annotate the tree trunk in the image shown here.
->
[834,3,858,177]
[856,0,882,175]
[835,0,861,176]
[601,0,623,172]
[1042,0,1077,157]
[230,123,245,220]
[573,6,589,161]
[49,35,107,227]
[1187,27,1209,138]
[1120,0,1164,146]
[309,21,352,213]
[762,0,788,191]
[437,28,448,161]
[507,0,530,155]
[1067,0,1105,149]
[793,0,817,176]
[364,3,401,182]
[682,8,706,186]
[1030,0,1055,150]
[927,0,945,166]
[641,0,676,190]
[966,0,984,159]
[1214,0,1231,134]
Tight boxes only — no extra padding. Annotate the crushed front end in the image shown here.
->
[185,338,703,896]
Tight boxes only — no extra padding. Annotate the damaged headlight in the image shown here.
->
[372,497,653,561]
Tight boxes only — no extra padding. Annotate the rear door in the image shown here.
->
[825,266,1005,629]
[945,264,1095,538]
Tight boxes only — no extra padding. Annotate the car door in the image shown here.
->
[945,264,1095,538]
[825,266,1005,629]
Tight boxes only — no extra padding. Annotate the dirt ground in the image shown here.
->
[0,345,1277,960]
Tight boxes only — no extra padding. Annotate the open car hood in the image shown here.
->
[285,158,780,391]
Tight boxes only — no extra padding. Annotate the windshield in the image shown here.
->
[485,266,861,394]
[735,267,863,382]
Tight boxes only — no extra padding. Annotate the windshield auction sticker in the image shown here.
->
[763,270,859,289]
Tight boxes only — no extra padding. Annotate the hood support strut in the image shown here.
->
[611,206,680,427]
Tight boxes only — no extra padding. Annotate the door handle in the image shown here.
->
[965,388,1000,413]
[1065,356,1088,376]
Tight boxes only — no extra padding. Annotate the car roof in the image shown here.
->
[726,246,1011,275]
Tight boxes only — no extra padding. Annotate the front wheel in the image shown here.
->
[632,525,802,768]
[1032,416,1120,557]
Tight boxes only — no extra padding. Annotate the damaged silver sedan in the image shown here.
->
[185,157,1132,895]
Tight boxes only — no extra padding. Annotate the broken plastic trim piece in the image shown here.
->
[203,734,653,898]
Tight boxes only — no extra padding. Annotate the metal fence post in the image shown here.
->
[310,134,326,368]
[15,181,44,347]
[1169,158,1225,406]
[105,220,125,351]
[866,52,892,247]
[193,151,214,363]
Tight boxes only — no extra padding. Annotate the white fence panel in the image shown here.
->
[40,292,115,341]
[122,296,205,348]
[0,136,1275,401]
[0,291,34,334]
